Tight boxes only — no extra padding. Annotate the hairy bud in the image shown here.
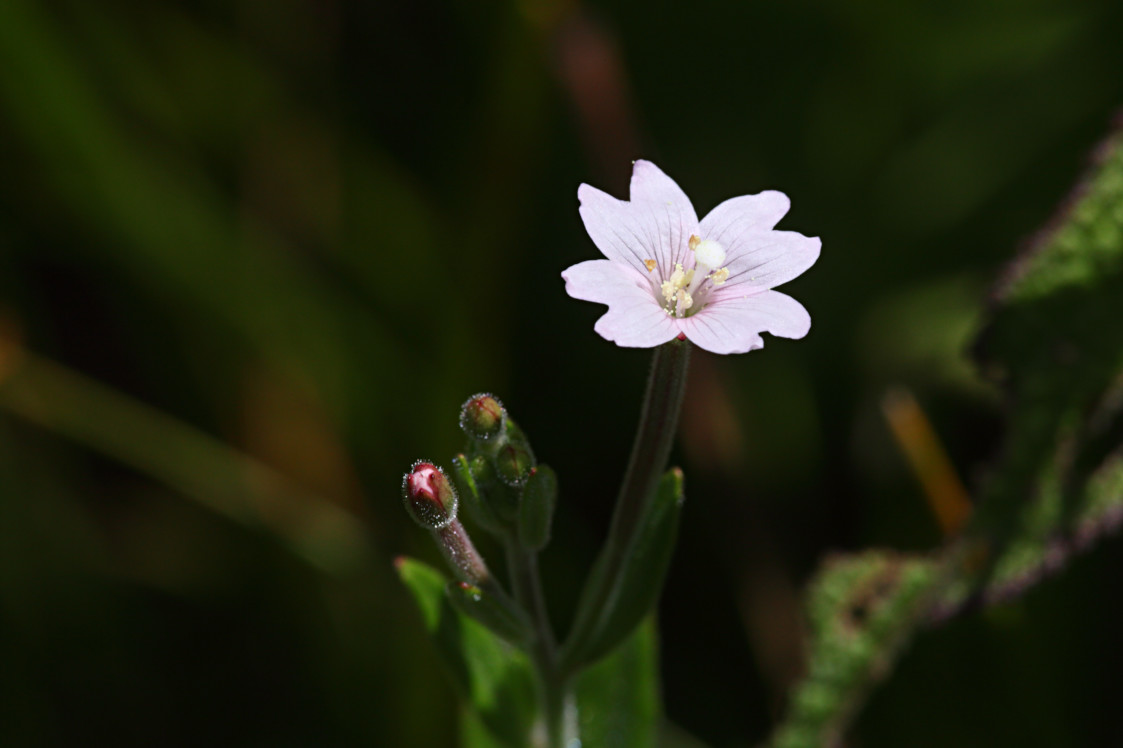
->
[402,461,458,529]
[495,442,535,488]
[459,393,507,442]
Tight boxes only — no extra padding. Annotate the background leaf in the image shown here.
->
[770,552,937,748]
[771,124,1123,747]
[953,126,1123,610]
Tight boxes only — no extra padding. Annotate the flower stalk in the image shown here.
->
[608,337,692,555]
[434,518,491,586]
[560,337,691,673]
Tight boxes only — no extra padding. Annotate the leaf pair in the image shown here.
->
[397,557,662,747]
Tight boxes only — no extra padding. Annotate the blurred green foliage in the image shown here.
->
[771,124,1123,748]
[1,0,1123,745]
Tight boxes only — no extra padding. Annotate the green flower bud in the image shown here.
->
[401,460,458,529]
[504,416,529,444]
[495,442,535,488]
[459,393,507,442]
[450,453,504,533]
[471,453,520,522]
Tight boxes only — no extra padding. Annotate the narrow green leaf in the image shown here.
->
[445,581,533,647]
[459,707,510,748]
[518,464,557,551]
[395,557,536,747]
[566,467,685,669]
[576,617,661,748]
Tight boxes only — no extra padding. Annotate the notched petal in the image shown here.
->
[720,232,821,292]
[700,191,791,241]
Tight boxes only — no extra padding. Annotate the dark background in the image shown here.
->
[2,0,1123,745]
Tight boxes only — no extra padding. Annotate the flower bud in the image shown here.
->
[495,442,535,488]
[459,393,507,442]
[469,453,520,522]
[402,460,458,529]
[450,453,504,533]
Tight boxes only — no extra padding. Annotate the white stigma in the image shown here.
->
[684,236,731,301]
[693,240,726,270]
[657,237,731,318]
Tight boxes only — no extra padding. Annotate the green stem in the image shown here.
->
[507,543,556,654]
[607,338,692,555]
[560,338,692,673]
[507,542,573,747]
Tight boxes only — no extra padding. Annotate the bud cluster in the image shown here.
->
[452,394,554,542]
[399,393,559,642]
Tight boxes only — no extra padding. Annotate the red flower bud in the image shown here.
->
[402,461,458,529]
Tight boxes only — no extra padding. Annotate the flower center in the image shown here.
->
[656,235,730,317]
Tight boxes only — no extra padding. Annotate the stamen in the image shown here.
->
[688,235,701,251]
[659,262,698,316]
[643,259,657,272]
[661,281,674,304]
[675,289,693,316]
[711,267,729,286]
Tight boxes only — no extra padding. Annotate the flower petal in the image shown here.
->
[595,304,680,348]
[576,162,700,283]
[628,161,700,272]
[561,259,679,348]
[577,184,657,277]
[716,231,820,293]
[699,191,791,241]
[562,258,647,302]
[677,313,764,355]
[679,290,811,354]
[699,191,818,291]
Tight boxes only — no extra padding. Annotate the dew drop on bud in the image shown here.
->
[402,460,459,529]
[459,393,507,442]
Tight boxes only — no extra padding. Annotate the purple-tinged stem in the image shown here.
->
[433,519,490,585]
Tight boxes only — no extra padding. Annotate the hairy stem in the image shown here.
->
[608,338,692,556]
[561,338,692,672]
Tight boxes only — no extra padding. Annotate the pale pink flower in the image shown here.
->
[562,160,820,354]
